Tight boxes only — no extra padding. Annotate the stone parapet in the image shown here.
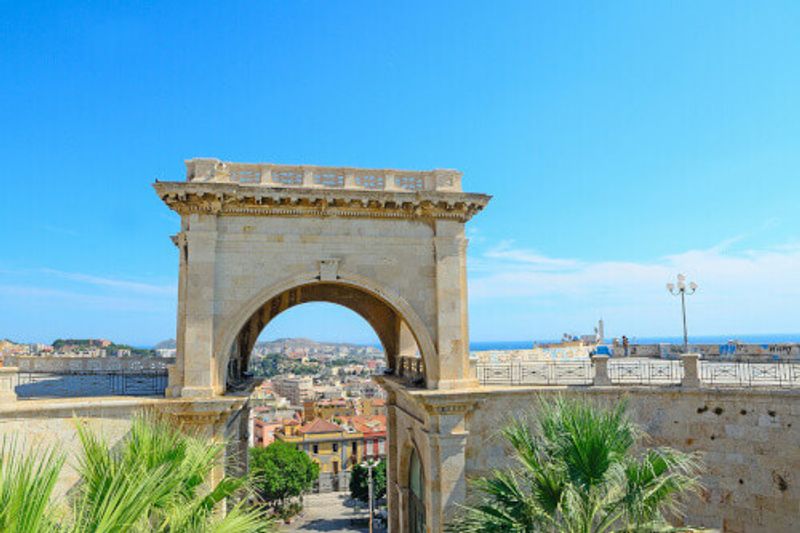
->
[0,367,18,403]
[185,158,464,192]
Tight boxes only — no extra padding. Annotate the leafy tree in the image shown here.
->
[448,397,702,533]
[250,442,319,516]
[350,459,386,503]
[0,414,270,532]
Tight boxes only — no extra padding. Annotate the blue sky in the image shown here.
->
[1,1,799,346]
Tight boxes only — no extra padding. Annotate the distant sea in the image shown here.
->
[470,333,800,351]
[138,334,800,351]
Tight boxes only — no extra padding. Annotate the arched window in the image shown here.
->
[408,447,426,533]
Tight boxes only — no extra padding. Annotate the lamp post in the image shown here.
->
[666,274,698,353]
[361,458,378,533]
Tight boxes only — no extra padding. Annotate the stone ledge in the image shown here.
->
[154,181,491,222]
[0,395,248,418]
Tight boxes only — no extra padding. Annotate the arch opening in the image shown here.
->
[408,446,426,533]
[221,281,425,394]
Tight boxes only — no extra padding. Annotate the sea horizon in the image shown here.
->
[127,332,800,351]
[471,333,800,351]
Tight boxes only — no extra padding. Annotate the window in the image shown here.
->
[352,442,358,455]
[333,443,338,453]
[313,444,319,454]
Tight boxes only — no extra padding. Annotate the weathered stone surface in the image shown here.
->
[0,395,249,502]
[379,382,800,533]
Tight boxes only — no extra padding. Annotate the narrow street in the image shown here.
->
[281,492,386,533]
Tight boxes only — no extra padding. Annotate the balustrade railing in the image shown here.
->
[475,357,800,389]
[14,370,168,399]
[186,159,463,193]
[398,356,425,385]
[608,359,683,385]
[700,361,800,388]
[477,361,594,386]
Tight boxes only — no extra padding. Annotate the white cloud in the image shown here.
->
[468,238,800,337]
[39,269,176,296]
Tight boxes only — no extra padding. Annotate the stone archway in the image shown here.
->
[218,275,433,392]
[155,158,490,398]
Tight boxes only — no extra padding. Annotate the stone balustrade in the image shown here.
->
[398,355,425,385]
[185,158,463,192]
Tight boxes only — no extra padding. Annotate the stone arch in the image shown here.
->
[397,436,429,533]
[156,158,489,398]
[215,270,436,393]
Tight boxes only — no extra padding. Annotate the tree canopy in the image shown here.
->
[250,442,319,509]
[350,459,386,503]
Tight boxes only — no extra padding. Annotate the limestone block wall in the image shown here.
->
[0,396,249,504]
[0,398,141,501]
[466,387,800,533]
[211,215,438,348]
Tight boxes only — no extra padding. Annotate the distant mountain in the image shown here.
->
[154,339,177,349]
[254,338,377,350]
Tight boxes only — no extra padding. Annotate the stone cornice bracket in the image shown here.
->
[170,232,187,249]
[421,397,482,417]
[419,396,484,436]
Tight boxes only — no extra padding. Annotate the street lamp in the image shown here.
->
[361,458,379,533]
[666,274,698,353]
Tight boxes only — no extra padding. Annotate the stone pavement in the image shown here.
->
[281,492,386,533]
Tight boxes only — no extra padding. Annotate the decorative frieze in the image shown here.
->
[154,182,489,222]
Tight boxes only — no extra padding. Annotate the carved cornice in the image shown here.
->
[153,182,491,222]
[419,396,483,417]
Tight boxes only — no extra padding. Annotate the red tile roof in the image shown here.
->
[342,415,386,434]
[299,417,344,434]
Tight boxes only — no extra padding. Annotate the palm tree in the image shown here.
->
[448,397,702,533]
[0,414,271,532]
[0,439,64,532]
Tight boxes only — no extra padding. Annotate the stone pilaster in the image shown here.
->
[681,353,701,389]
[179,214,219,398]
[422,398,478,531]
[167,231,188,397]
[0,367,18,403]
[432,220,476,390]
[592,355,611,386]
[385,393,401,532]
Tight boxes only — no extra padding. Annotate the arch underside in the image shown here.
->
[226,282,421,389]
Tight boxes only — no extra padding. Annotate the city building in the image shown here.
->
[303,398,358,422]
[272,375,314,407]
[275,417,364,492]
[341,415,386,461]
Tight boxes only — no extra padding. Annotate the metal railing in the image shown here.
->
[608,360,683,385]
[15,370,168,399]
[477,361,594,386]
[476,357,800,388]
[700,362,800,388]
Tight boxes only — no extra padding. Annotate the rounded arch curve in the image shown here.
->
[215,270,437,393]
[399,437,428,533]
